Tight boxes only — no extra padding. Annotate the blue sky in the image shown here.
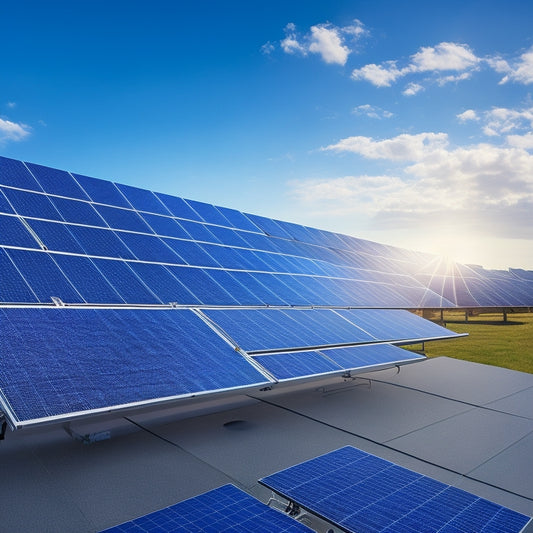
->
[2,0,533,269]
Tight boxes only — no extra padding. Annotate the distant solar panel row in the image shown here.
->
[2,156,531,308]
[260,446,532,533]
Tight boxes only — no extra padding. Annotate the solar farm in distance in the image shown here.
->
[1,156,532,532]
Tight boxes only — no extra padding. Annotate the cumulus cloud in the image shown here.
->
[292,132,533,238]
[498,46,533,85]
[507,132,533,150]
[278,20,367,66]
[323,132,449,161]
[482,106,533,136]
[352,104,393,119]
[457,109,478,122]
[0,118,31,143]
[352,41,481,92]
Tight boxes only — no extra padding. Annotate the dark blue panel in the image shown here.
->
[0,189,14,214]
[115,183,170,215]
[178,219,220,243]
[336,309,460,342]
[2,188,63,221]
[259,446,531,533]
[140,213,191,239]
[278,275,333,306]
[245,212,293,239]
[49,196,106,226]
[254,351,342,380]
[215,205,262,232]
[185,198,233,227]
[51,254,125,304]
[5,249,83,304]
[91,259,160,304]
[252,273,312,306]
[0,309,270,425]
[94,204,154,233]
[203,309,375,352]
[155,192,204,221]
[127,262,200,305]
[101,484,313,533]
[321,344,424,370]
[0,157,43,191]
[0,214,40,249]
[67,225,136,259]
[25,220,85,254]
[26,162,90,200]
[73,172,131,208]
[238,231,280,252]
[205,269,265,306]
[0,248,38,303]
[206,225,252,247]
[115,232,181,263]
[201,243,250,270]
[163,238,219,267]
[167,266,240,305]
[231,272,289,306]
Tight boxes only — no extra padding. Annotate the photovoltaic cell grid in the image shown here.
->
[259,446,532,533]
[1,155,531,308]
[100,484,314,533]
[0,308,271,427]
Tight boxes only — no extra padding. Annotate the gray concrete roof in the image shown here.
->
[1,356,532,532]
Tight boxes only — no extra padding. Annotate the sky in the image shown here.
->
[1,0,533,269]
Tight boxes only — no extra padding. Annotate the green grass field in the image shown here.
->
[410,311,533,374]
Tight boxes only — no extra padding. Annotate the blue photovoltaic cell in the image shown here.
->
[254,351,342,380]
[67,225,136,259]
[203,308,375,352]
[231,271,289,306]
[337,308,459,342]
[0,156,42,190]
[245,212,294,239]
[2,188,63,221]
[117,232,182,263]
[178,219,220,243]
[0,189,14,214]
[49,196,106,226]
[73,172,131,208]
[139,213,191,239]
[259,446,531,533]
[0,248,38,303]
[320,343,425,370]
[26,162,90,200]
[115,183,170,215]
[155,192,204,221]
[162,238,219,267]
[0,214,40,249]
[5,249,84,304]
[185,198,233,227]
[205,269,265,306]
[51,254,125,304]
[0,309,271,426]
[101,484,313,533]
[25,220,86,254]
[94,204,154,233]
[205,225,252,248]
[91,259,160,304]
[215,205,261,232]
[127,262,201,305]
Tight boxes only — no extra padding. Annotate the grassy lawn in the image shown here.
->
[409,311,533,374]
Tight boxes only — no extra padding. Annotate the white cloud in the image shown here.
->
[351,61,404,87]
[323,132,449,161]
[410,42,480,72]
[482,106,533,136]
[260,41,275,55]
[403,82,423,96]
[0,118,31,142]
[457,109,478,122]
[279,20,367,65]
[498,46,533,84]
[308,24,349,65]
[507,132,533,150]
[352,104,393,119]
[293,133,533,240]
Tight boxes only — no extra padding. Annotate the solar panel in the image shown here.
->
[0,308,271,428]
[259,446,532,533]
[100,484,314,532]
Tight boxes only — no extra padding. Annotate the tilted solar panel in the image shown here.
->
[100,484,314,533]
[259,446,532,533]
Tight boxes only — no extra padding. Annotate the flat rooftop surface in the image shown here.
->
[1,356,532,532]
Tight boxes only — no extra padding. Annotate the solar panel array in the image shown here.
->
[0,156,471,428]
[101,484,314,532]
[260,446,532,533]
